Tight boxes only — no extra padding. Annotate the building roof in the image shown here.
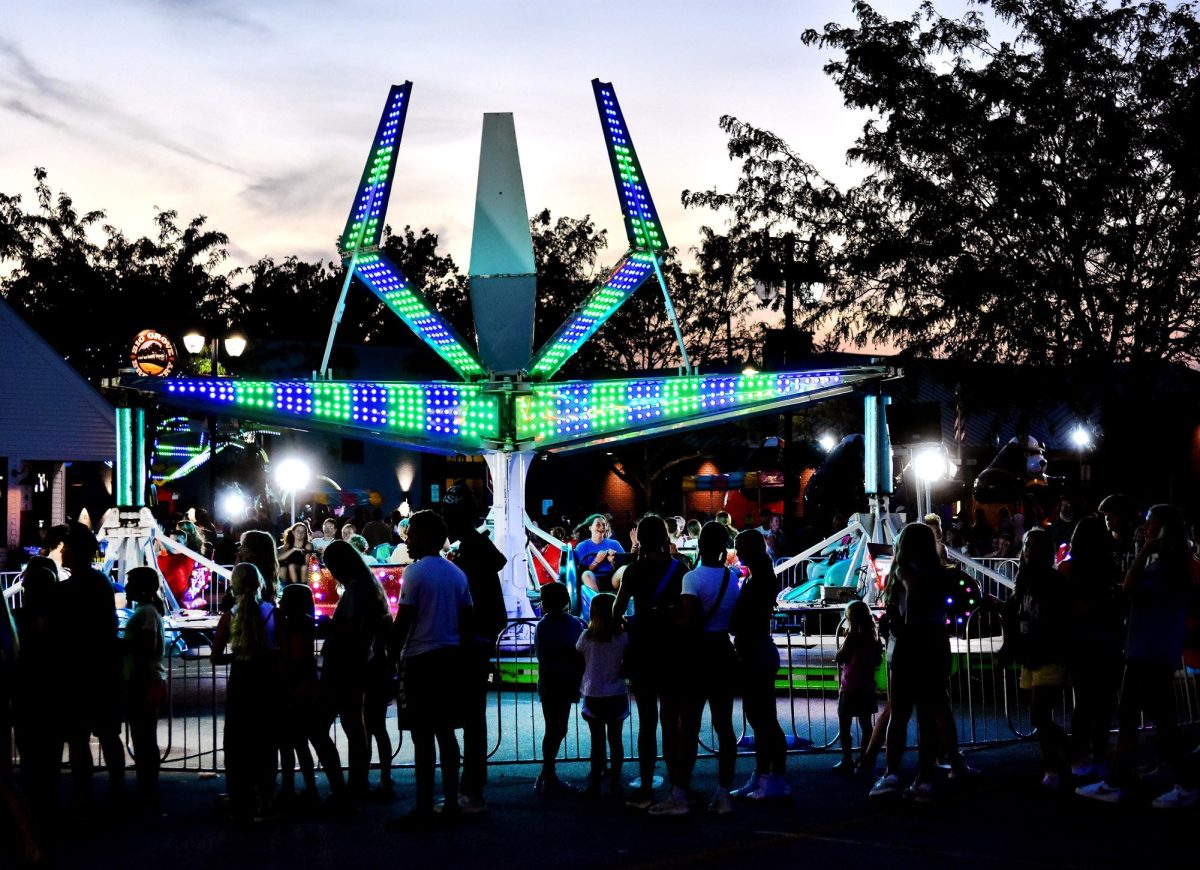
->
[0,295,114,461]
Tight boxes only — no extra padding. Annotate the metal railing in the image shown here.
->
[7,580,1198,774]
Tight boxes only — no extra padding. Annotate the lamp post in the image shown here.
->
[1070,424,1093,487]
[913,446,950,520]
[183,325,248,506]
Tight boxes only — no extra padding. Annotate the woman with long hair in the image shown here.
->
[728,529,790,800]
[238,530,281,605]
[215,562,279,821]
[1011,529,1070,788]
[1060,516,1121,776]
[278,522,314,586]
[318,540,388,802]
[1078,504,1196,808]
[613,515,687,808]
[869,522,949,801]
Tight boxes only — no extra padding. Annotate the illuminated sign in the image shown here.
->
[131,330,177,377]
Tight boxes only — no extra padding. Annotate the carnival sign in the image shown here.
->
[131,329,177,377]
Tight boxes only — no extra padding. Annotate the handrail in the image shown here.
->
[773,521,870,578]
[947,549,1017,592]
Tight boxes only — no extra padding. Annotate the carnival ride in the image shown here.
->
[113,79,895,637]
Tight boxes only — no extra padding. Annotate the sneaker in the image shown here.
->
[648,789,691,817]
[1151,785,1198,809]
[832,759,855,774]
[582,780,602,800]
[608,780,625,802]
[625,786,655,809]
[869,774,901,798]
[1070,756,1095,778]
[948,761,981,780]
[1041,772,1062,790]
[903,781,934,802]
[730,773,765,800]
[707,787,734,816]
[747,774,792,801]
[456,794,487,815]
[1076,781,1122,803]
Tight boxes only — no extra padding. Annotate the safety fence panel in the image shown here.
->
[4,606,1199,773]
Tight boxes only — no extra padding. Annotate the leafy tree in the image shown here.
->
[682,117,844,335]
[797,0,1200,370]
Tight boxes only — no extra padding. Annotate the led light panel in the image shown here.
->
[516,371,856,447]
[527,250,655,378]
[354,253,486,378]
[160,379,501,450]
[592,80,666,253]
[341,82,412,256]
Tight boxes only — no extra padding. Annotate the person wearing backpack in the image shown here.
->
[613,515,687,809]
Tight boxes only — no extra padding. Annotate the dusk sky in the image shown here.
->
[2,0,972,271]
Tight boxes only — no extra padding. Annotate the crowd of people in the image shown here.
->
[2,484,1200,863]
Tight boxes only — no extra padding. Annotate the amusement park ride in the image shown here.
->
[115,79,902,617]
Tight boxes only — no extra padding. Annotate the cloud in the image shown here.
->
[129,0,271,34]
[1,97,69,129]
[239,163,346,215]
[0,37,243,174]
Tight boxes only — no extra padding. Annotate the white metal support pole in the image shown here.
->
[319,253,359,379]
[483,450,536,622]
[649,254,693,374]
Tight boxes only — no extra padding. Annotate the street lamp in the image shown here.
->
[183,325,249,506]
[275,457,312,525]
[818,432,837,452]
[1070,423,1094,485]
[182,328,247,377]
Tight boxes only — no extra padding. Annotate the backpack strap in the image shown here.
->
[647,559,679,609]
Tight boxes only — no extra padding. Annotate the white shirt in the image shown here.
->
[399,555,472,658]
[576,632,629,697]
[681,564,740,632]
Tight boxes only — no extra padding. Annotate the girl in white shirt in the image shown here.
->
[576,592,629,799]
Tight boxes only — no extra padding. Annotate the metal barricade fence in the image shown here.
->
[5,599,1200,773]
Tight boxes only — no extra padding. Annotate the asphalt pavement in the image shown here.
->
[13,736,1195,869]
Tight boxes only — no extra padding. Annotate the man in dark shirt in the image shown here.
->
[62,522,125,800]
[442,482,507,813]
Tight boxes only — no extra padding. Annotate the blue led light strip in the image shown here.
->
[515,370,870,448]
[340,82,412,256]
[158,379,502,449]
[592,79,666,253]
[527,250,655,377]
[352,253,486,378]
